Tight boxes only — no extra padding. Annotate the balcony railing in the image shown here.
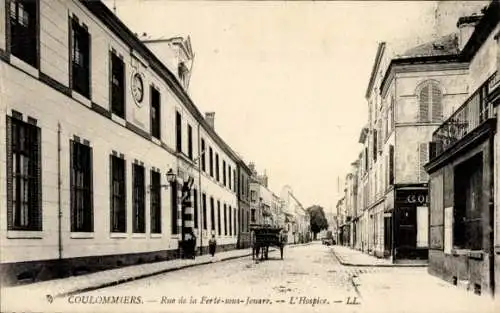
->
[431,72,497,158]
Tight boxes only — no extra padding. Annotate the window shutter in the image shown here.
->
[389,145,394,185]
[89,146,94,232]
[6,117,13,230]
[419,143,429,182]
[109,155,113,232]
[377,121,382,153]
[123,158,127,233]
[70,140,75,232]
[431,84,443,122]
[419,85,430,122]
[30,126,42,231]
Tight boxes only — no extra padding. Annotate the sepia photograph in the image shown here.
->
[0,0,499,312]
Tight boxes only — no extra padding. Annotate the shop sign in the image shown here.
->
[396,189,429,205]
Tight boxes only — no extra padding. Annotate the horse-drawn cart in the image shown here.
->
[250,224,287,261]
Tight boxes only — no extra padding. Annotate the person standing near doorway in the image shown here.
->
[208,234,217,258]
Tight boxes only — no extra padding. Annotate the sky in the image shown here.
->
[102,0,440,213]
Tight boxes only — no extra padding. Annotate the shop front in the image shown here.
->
[393,187,429,261]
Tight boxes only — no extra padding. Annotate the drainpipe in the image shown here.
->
[198,123,203,255]
[57,122,62,260]
[488,133,495,297]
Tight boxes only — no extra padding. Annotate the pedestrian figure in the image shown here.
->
[188,230,197,259]
[208,234,217,257]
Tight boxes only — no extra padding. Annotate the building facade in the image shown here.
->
[425,0,499,297]
[236,158,252,248]
[0,0,240,285]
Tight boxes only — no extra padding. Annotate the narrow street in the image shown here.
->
[31,242,495,313]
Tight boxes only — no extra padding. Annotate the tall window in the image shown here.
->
[150,86,161,139]
[6,115,41,231]
[176,111,182,152]
[251,190,256,202]
[418,143,430,182]
[150,170,161,234]
[193,188,198,229]
[223,204,228,235]
[71,17,91,98]
[110,155,126,233]
[215,154,220,182]
[201,139,206,171]
[209,147,214,177]
[187,124,193,159]
[217,200,221,235]
[453,154,483,250]
[70,140,93,232]
[247,211,250,231]
[110,52,125,118]
[233,169,236,192]
[202,193,207,230]
[210,197,215,231]
[228,166,232,190]
[9,0,38,67]
[229,205,232,236]
[373,129,378,162]
[419,82,443,123]
[233,207,237,236]
[389,145,394,185]
[132,164,145,233]
[171,181,179,234]
[223,161,227,186]
[251,208,256,222]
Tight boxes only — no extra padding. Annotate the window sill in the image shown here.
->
[72,91,91,108]
[131,233,146,239]
[7,230,43,239]
[70,232,94,239]
[110,232,128,239]
[152,137,161,146]
[451,249,484,260]
[150,233,162,238]
[111,114,126,127]
[10,55,39,79]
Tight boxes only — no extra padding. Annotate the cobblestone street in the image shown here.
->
[5,243,496,313]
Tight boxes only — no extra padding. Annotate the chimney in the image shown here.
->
[457,13,483,50]
[205,112,215,129]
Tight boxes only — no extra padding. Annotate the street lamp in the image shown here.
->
[148,168,177,192]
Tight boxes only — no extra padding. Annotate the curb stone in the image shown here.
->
[330,247,428,268]
[54,247,285,298]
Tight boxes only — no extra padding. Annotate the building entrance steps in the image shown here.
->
[331,245,427,267]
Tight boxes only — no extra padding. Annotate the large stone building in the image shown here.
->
[0,0,243,285]
[236,157,252,248]
[425,0,500,298]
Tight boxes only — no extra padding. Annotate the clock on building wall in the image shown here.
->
[131,72,144,105]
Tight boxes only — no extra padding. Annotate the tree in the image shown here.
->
[306,205,329,240]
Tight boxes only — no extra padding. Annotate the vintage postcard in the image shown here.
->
[0,0,499,312]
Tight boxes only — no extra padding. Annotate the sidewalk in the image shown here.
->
[355,267,499,313]
[1,242,310,301]
[331,245,427,267]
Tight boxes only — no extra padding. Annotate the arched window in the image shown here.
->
[418,81,443,122]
